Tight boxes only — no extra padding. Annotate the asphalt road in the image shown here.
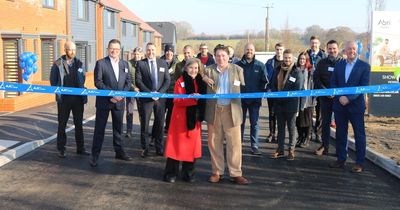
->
[0,98,399,210]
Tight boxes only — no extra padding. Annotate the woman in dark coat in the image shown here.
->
[270,49,302,161]
[296,52,315,148]
[163,58,206,183]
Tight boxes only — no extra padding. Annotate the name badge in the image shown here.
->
[328,67,334,72]
[124,68,128,73]
[168,68,174,73]
[78,68,83,73]
[289,76,296,82]
[180,82,185,88]
[234,80,241,86]
[159,67,165,72]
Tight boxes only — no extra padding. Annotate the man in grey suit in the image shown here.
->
[135,42,170,158]
[90,39,132,167]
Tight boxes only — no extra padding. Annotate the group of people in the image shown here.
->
[50,36,370,186]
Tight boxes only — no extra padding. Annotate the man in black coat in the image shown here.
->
[307,36,327,143]
[90,39,132,167]
[313,40,343,156]
[136,42,171,157]
[50,40,89,158]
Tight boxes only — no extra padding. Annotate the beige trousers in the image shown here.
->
[207,105,242,177]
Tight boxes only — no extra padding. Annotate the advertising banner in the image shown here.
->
[369,11,400,117]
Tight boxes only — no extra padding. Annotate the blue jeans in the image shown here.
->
[241,101,261,150]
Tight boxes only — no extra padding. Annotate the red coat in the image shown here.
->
[164,76,202,162]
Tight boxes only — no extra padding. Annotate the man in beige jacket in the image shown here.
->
[203,44,249,185]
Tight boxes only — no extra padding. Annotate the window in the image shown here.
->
[77,0,88,21]
[122,22,126,36]
[2,39,21,98]
[106,10,115,29]
[42,0,55,8]
[130,24,136,37]
[41,39,55,81]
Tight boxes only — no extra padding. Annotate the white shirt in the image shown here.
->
[109,56,119,82]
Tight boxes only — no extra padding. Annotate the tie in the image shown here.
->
[150,60,158,91]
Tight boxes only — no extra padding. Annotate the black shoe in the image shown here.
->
[115,153,133,161]
[329,160,346,168]
[89,156,98,167]
[156,148,164,156]
[163,175,176,183]
[182,175,195,183]
[125,132,132,138]
[251,148,262,156]
[58,150,66,158]
[149,139,155,147]
[140,149,148,158]
[314,134,322,143]
[76,149,90,156]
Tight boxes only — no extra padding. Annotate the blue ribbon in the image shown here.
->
[0,82,399,99]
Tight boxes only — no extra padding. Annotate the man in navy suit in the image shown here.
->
[90,39,132,167]
[329,41,370,173]
[136,42,170,158]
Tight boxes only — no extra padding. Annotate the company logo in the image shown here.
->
[26,85,46,92]
[5,84,19,90]
[0,82,5,90]
[80,89,88,95]
[377,19,391,28]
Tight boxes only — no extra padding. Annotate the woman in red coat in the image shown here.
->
[163,58,206,183]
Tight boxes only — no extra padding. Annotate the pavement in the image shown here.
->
[0,97,399,209]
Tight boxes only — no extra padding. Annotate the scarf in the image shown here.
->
[182,71,206,130]
[277,62,295,91]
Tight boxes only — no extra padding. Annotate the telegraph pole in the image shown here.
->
[263,3,273,52]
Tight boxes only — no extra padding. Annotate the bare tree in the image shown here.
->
[173,21,194,40]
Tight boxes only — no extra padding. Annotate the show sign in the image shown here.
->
[369,11,400,117]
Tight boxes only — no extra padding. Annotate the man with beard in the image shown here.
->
[313,40,343,155]
[236,43,267,155]
[50,40,89,158]
[125,47,143,138]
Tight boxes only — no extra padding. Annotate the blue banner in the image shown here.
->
[0,82,399,99]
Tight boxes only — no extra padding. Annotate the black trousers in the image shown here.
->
[164,158,196,179]
[164,98,174,130]
[320,97,333,148]
[57,96,84,152]
[267,98,276,136]
[314,97,322,137]
[91,106,125,158]
[139,99,166,152]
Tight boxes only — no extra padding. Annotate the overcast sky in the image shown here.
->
[120,0,400,35]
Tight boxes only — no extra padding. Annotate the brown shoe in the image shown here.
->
[270,149,284,159]
[329,160,346,168]
[287,150,295,161]
[351,164,363,173]
[314,146,329,156]
[208,174,222,183]
[230,176,250,185]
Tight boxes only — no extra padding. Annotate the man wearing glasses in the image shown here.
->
[90,39,132,167]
